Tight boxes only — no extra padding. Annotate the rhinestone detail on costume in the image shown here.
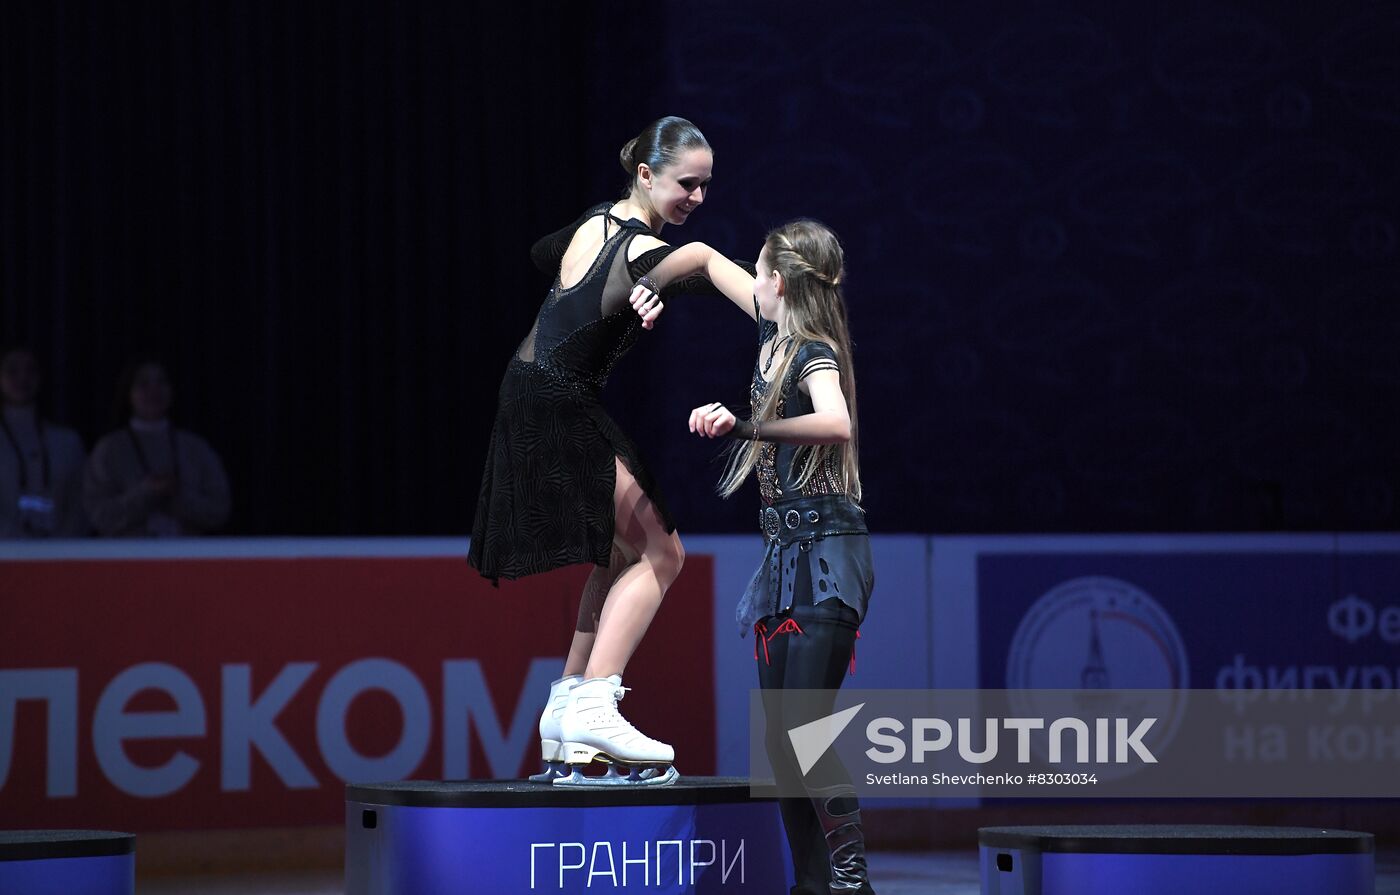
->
[752,348,846,506]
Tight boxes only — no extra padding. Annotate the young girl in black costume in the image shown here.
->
[633,220,876,893]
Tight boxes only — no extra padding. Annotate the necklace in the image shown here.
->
[763,333,794,376]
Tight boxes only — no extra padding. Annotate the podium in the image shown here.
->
[0,830,135,895]
[346,777,789,894]
[979,824,1374,895]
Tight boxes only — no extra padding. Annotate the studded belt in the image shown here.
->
[758,493,867,546]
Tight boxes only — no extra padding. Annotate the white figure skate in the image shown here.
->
[555,674,679,787]
[528,675,580,783]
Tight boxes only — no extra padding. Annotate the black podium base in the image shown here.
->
[0,830,135,895]
[979,824,1374,895]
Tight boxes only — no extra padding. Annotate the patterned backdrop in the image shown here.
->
[603,1,1400,534]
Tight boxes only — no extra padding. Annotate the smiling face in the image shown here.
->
[642,148,712,227]
[754,247,784,323]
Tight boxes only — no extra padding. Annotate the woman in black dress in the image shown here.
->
[470,117,753,786]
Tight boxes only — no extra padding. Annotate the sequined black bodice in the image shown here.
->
[751,319,846,506]
[514,205,661,393]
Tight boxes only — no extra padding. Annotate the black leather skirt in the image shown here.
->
[737,494,874,634]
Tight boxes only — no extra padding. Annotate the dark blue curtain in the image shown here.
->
[4,1,1398,535]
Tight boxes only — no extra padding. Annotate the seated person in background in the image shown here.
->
[84,358,231,537]
[0,345,89,538]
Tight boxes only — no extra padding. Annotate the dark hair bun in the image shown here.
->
[619,137,640,175]
[618,117,711,195]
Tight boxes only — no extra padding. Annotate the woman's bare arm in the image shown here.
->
[630,242,757,320]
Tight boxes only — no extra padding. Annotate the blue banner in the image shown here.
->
[976,544,1400,692]
[348,800,789,894]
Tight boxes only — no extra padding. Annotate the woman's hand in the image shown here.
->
[628,277,664,330]
[688,402,736,438]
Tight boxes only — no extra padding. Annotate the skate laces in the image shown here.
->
[583,684,634,729]
[605,691,629,726]
[603,688,660,747]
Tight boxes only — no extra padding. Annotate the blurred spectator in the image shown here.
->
[84,359,230,537]
[0,346,89,538]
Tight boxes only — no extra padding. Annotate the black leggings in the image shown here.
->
[755,568,861,891]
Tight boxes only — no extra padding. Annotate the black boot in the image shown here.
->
[811,785,875,894]
[780,796,831,894]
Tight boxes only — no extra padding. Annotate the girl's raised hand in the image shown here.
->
[688,402,736,438]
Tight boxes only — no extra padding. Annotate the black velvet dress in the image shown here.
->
[468,204,678,581]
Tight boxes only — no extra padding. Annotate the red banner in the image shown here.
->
[0,553,715,831]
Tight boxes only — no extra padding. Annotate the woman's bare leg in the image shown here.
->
[563,542,633,677]
[584,457,685,679]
